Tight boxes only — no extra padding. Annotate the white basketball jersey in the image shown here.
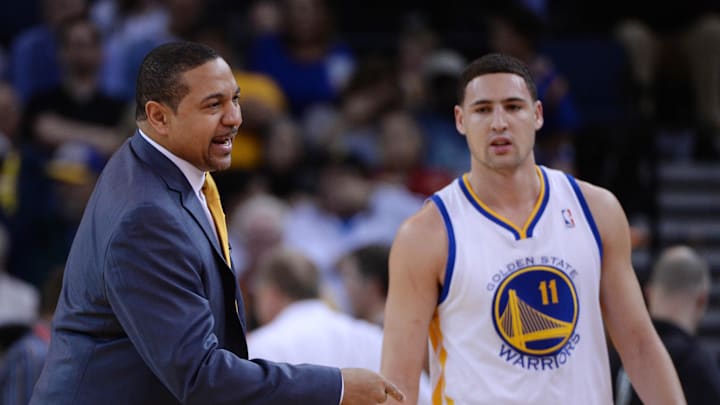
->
[428,166,612,405]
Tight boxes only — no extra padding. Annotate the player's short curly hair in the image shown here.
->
[457,52,538,104]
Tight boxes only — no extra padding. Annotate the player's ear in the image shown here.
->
[455,105,466,136]
[534,100,544,131]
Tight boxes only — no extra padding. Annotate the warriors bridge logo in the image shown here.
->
[492,265,580,370]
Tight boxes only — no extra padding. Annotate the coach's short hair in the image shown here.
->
[135,41,219,120]
[457,52,538,104]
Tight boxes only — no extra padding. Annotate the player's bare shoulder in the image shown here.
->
[395,201,447,253]
[574,178,628,235]
[397,201,446,241]
[390,201,448,283]
[575,176,620,207]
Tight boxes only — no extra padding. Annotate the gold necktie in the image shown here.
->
[202,173,230,264]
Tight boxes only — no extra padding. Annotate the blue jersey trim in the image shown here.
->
[565,174,604,260]
[430,194,456,305]
[526,166,551,238]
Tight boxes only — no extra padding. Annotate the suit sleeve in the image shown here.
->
[103,204,342,405]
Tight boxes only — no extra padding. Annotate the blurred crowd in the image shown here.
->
[0,0,719,403]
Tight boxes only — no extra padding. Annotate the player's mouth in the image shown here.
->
[490,137,512,154]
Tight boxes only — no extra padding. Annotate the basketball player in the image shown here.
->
[380,53,685,404]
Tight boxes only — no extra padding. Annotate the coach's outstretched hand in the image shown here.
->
[341,368,405,404]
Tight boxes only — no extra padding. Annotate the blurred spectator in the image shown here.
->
[283,153,422,307]
[8,0,87,104]
[229,194,289,281]
[89,0,168,100]
[613,245,720,405]
[614,0,720,131]
[31,143,104,284]
[247,0,355,117]
[22,17,128,159]
[0,267,62,405]
[614,6,720,159]
[228,193,289,329]
[250,117,312,202]
[308,57,401,167]
[0,221,38,381]
[413,48,471,176]
[395,21,438,111]
[338,244,390,327]
[91,0,166,40]
[0,224,38,330]
[0,82,54,287]
[375,109,453,197]
[230,71,287,172]
[249,247,432,404]
[487,5,581,172]
[246,0,282,36]
[100,0,207,101]
[249,247,383,369]
[0,83,28,221]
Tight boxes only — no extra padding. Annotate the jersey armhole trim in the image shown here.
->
[565,174,604,260]
[430,194,456,305]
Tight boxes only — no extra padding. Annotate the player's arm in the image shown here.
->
[381,202,446,405]
[581,181,686,405]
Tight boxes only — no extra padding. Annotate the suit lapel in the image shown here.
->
[129,132,230,269]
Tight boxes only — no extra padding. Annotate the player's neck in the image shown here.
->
[468,162,541,209]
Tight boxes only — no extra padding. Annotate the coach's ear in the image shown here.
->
[145,101,171,136]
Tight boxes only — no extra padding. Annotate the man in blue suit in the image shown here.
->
[31,41,404,405]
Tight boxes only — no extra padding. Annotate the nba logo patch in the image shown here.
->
[561,208,575,228]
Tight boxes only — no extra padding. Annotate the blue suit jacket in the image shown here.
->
[31,133,341,404]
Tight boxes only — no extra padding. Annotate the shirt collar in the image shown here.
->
[138,129,206,195]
